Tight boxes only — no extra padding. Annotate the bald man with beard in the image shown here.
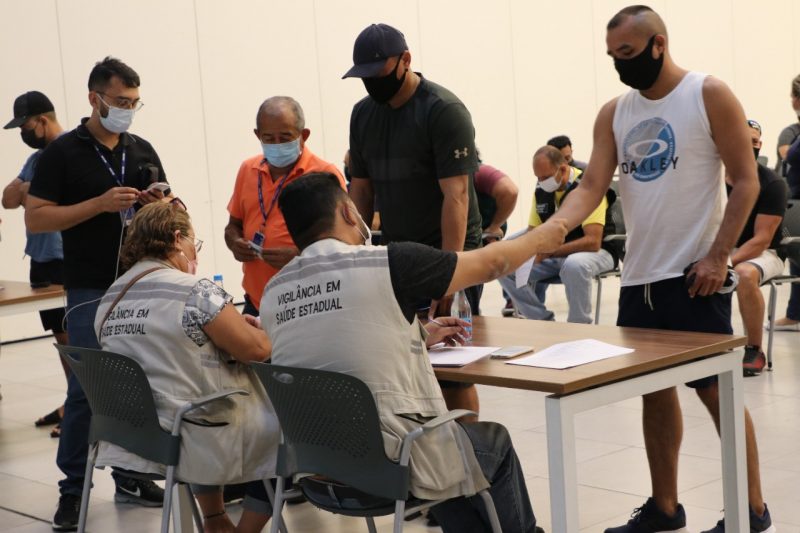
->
[552,5,774,533]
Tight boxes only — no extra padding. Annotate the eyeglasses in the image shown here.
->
[747,119,762,134]
[182,235,203,254]
[97,92,144,112]
[170,197,187,211]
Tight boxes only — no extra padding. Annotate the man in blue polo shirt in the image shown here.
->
[3,91,70,436]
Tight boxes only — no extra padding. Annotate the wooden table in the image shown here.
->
[0,280,65,319]
[435,316,748,533]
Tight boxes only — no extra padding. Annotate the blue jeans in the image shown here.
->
[430,422,537,533]
[499,250,614,323]
[57,288,104,496]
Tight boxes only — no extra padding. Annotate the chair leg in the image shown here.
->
[393,500,407,533]
[365,516,378,533]
[767,281,777,370]
[594,275,603,325]
[268,477,286,533]
[161,466,176,533]
[477,489,503,533]
[185,484,203,532]
[77,443,98,533]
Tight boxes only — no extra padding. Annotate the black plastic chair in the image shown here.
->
[55,345,250,533]
[765,199,800,369]
[251,363,502,533]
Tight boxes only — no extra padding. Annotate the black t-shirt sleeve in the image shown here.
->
[757,179,788,218]
[387,242,457,322]
[348,104,369,179]
[29,142,66,203]
[429,102,478,179]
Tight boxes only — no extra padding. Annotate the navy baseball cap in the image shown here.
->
[4,91,54,129]
[342,23,408,79]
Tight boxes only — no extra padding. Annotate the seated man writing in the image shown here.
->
[732,119,788,376]
[499,145,619,323]
[261,172,567,533]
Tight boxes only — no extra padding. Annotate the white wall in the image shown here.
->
[2,0,800,341]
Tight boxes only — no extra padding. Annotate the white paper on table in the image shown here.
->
[515,257,535,289]
[507,339,634,369]
[428,345,500,367]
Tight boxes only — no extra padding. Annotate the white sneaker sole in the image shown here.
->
[764,322,800,331]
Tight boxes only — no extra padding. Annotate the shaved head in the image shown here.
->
[607,5,667,38]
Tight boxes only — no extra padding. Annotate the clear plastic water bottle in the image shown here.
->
[213,274,224,289]
[450,290,473,344]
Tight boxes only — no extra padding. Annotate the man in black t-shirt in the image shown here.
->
[343,23,484,415]
[727,120,787,376]
[26,57,168,530]
[267,172,566,533]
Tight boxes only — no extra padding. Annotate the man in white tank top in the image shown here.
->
[553,6,774,533]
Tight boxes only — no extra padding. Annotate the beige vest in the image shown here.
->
[261,239,487,500]
[94,260,278,484]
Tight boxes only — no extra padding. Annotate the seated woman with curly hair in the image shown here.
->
[94,202,277,533]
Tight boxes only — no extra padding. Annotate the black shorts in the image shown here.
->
[30,259,66,334]
[617,276,732,389]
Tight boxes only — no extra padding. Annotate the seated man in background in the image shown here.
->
[547,134,587,171]
[731,120,787,376]
[262,173,566,533]
[499,146,618,323]
[96,203,278,533]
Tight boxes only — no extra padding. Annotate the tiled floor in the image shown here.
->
[1,279,798,532]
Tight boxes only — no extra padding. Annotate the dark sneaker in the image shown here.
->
[114,476,164,507]
[52,493,81,531]
[700,503,776,532]
[605,498,688,533]
[742,346,766,377]
[502,299,516,317]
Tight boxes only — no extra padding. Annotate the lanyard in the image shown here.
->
[94,144,133,224]
[257,162,294,228]
[93,145,127,186]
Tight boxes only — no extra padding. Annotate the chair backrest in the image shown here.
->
[55,345,181,467]
[251,363,410,501]
[781,200,800,266]
[608,197,626,235]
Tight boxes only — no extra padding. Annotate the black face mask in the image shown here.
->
[20,124,46,149]
[362,57,407,104]
[754,147,761,160]
[614,35,664,91]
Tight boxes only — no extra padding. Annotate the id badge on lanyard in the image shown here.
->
[94,145,135,225]
[256,168,292,245]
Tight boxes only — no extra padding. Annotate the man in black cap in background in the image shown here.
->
[344,23,483,417]
[2,91,70,436]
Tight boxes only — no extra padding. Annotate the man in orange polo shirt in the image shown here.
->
[225,96,345,315]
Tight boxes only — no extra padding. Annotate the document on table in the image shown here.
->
[428,345,500,367]
[516,257,535,288]
[507,339,634,369]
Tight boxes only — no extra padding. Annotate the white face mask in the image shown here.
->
[98,96,135,134]
[355,211,372,246]
[538,167,563,193]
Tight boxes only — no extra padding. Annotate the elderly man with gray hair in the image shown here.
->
[225,96,346,317]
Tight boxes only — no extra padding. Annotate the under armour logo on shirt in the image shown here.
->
[454,147,469,159]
